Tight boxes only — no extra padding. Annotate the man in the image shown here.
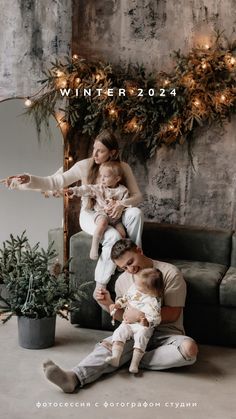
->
[43,239,198,393]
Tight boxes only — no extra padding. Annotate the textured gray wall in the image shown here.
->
[75,0,236,230]
[0,0,72,99]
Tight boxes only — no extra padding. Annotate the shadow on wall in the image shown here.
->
[0,99,63,248]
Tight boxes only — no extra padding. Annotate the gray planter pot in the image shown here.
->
[17,315,56,349]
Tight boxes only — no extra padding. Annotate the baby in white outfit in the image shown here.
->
[106,267,164,373]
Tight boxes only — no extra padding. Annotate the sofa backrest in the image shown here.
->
[231,233,236,267]
[142,222,232,266]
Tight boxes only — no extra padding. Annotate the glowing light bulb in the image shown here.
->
[164,79,169,86]
[230,57,236,65]
[194,99,200,106]
[169,124,174,130]
[220,95,226,102]
[95,74,101,82]
[59,79,67,88]
[68,156,73,162]
[73,54,78,59]
[202,62,207,69]
[24,98,32,107]
[56,70,64,77]
[75,77,81,84]
[110,109,115,114]
[204,44,210,50]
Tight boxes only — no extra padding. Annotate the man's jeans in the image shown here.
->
[72,331,197,387]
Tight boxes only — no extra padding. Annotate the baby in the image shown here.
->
[65,161,130,260]
[106,268,164,373]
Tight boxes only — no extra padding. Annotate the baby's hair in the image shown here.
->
[138,268,164,297]
[99,161,125,185]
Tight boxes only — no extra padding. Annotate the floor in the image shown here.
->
[1,316,236,419]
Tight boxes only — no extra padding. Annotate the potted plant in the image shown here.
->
[0,231,91,349]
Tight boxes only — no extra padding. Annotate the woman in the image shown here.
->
[3,129,143,300]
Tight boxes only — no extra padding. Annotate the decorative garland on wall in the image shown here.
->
[25,31,236,158]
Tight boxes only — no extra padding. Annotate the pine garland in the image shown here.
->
[25,31,236,158]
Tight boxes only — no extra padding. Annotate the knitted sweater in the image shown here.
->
[20,158,143,208]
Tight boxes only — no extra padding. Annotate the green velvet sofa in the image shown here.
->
[68,222,236,347]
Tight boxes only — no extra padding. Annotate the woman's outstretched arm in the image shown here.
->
[1,158,91,192]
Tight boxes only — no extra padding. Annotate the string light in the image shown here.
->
[72,54,78,60]
[204,44,210,50]
[201,61,207,69]
[56,70,64,77]
[95,74,101,82]
[125,117,142,132]
[108,106,118,119]
[220,94,226,102]
[230,57,236,65]
[24,98,32,107]
[75,77,81,85]
[193,99,200,106]
[164,79,170,86]
[59,80,67,88]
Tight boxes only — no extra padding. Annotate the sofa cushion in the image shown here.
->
[142,223,232,265]
[166,259,228,305]
[230,234,236,268]
[220,267,236,307]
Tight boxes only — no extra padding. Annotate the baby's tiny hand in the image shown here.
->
[64,188,74,198]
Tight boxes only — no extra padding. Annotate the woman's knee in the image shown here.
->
[179,339,198,360]
[124,207,143,222]
[103,227,122,245]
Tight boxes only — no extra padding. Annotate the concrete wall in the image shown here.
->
[0,0,72,99]
[74,0,236,230]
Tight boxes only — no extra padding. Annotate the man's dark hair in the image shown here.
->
[111,239,137,261]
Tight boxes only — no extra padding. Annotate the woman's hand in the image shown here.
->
[1,174,30,187]
[107,200,125,219]
[0,174,30,188]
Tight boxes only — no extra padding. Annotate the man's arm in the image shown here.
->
[161,306,182,323]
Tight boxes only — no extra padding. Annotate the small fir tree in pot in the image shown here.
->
[0,232,91,349]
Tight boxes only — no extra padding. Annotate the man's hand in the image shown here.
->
[95,288,113,308]
[140,317,149,327]
[123,305,145,324]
